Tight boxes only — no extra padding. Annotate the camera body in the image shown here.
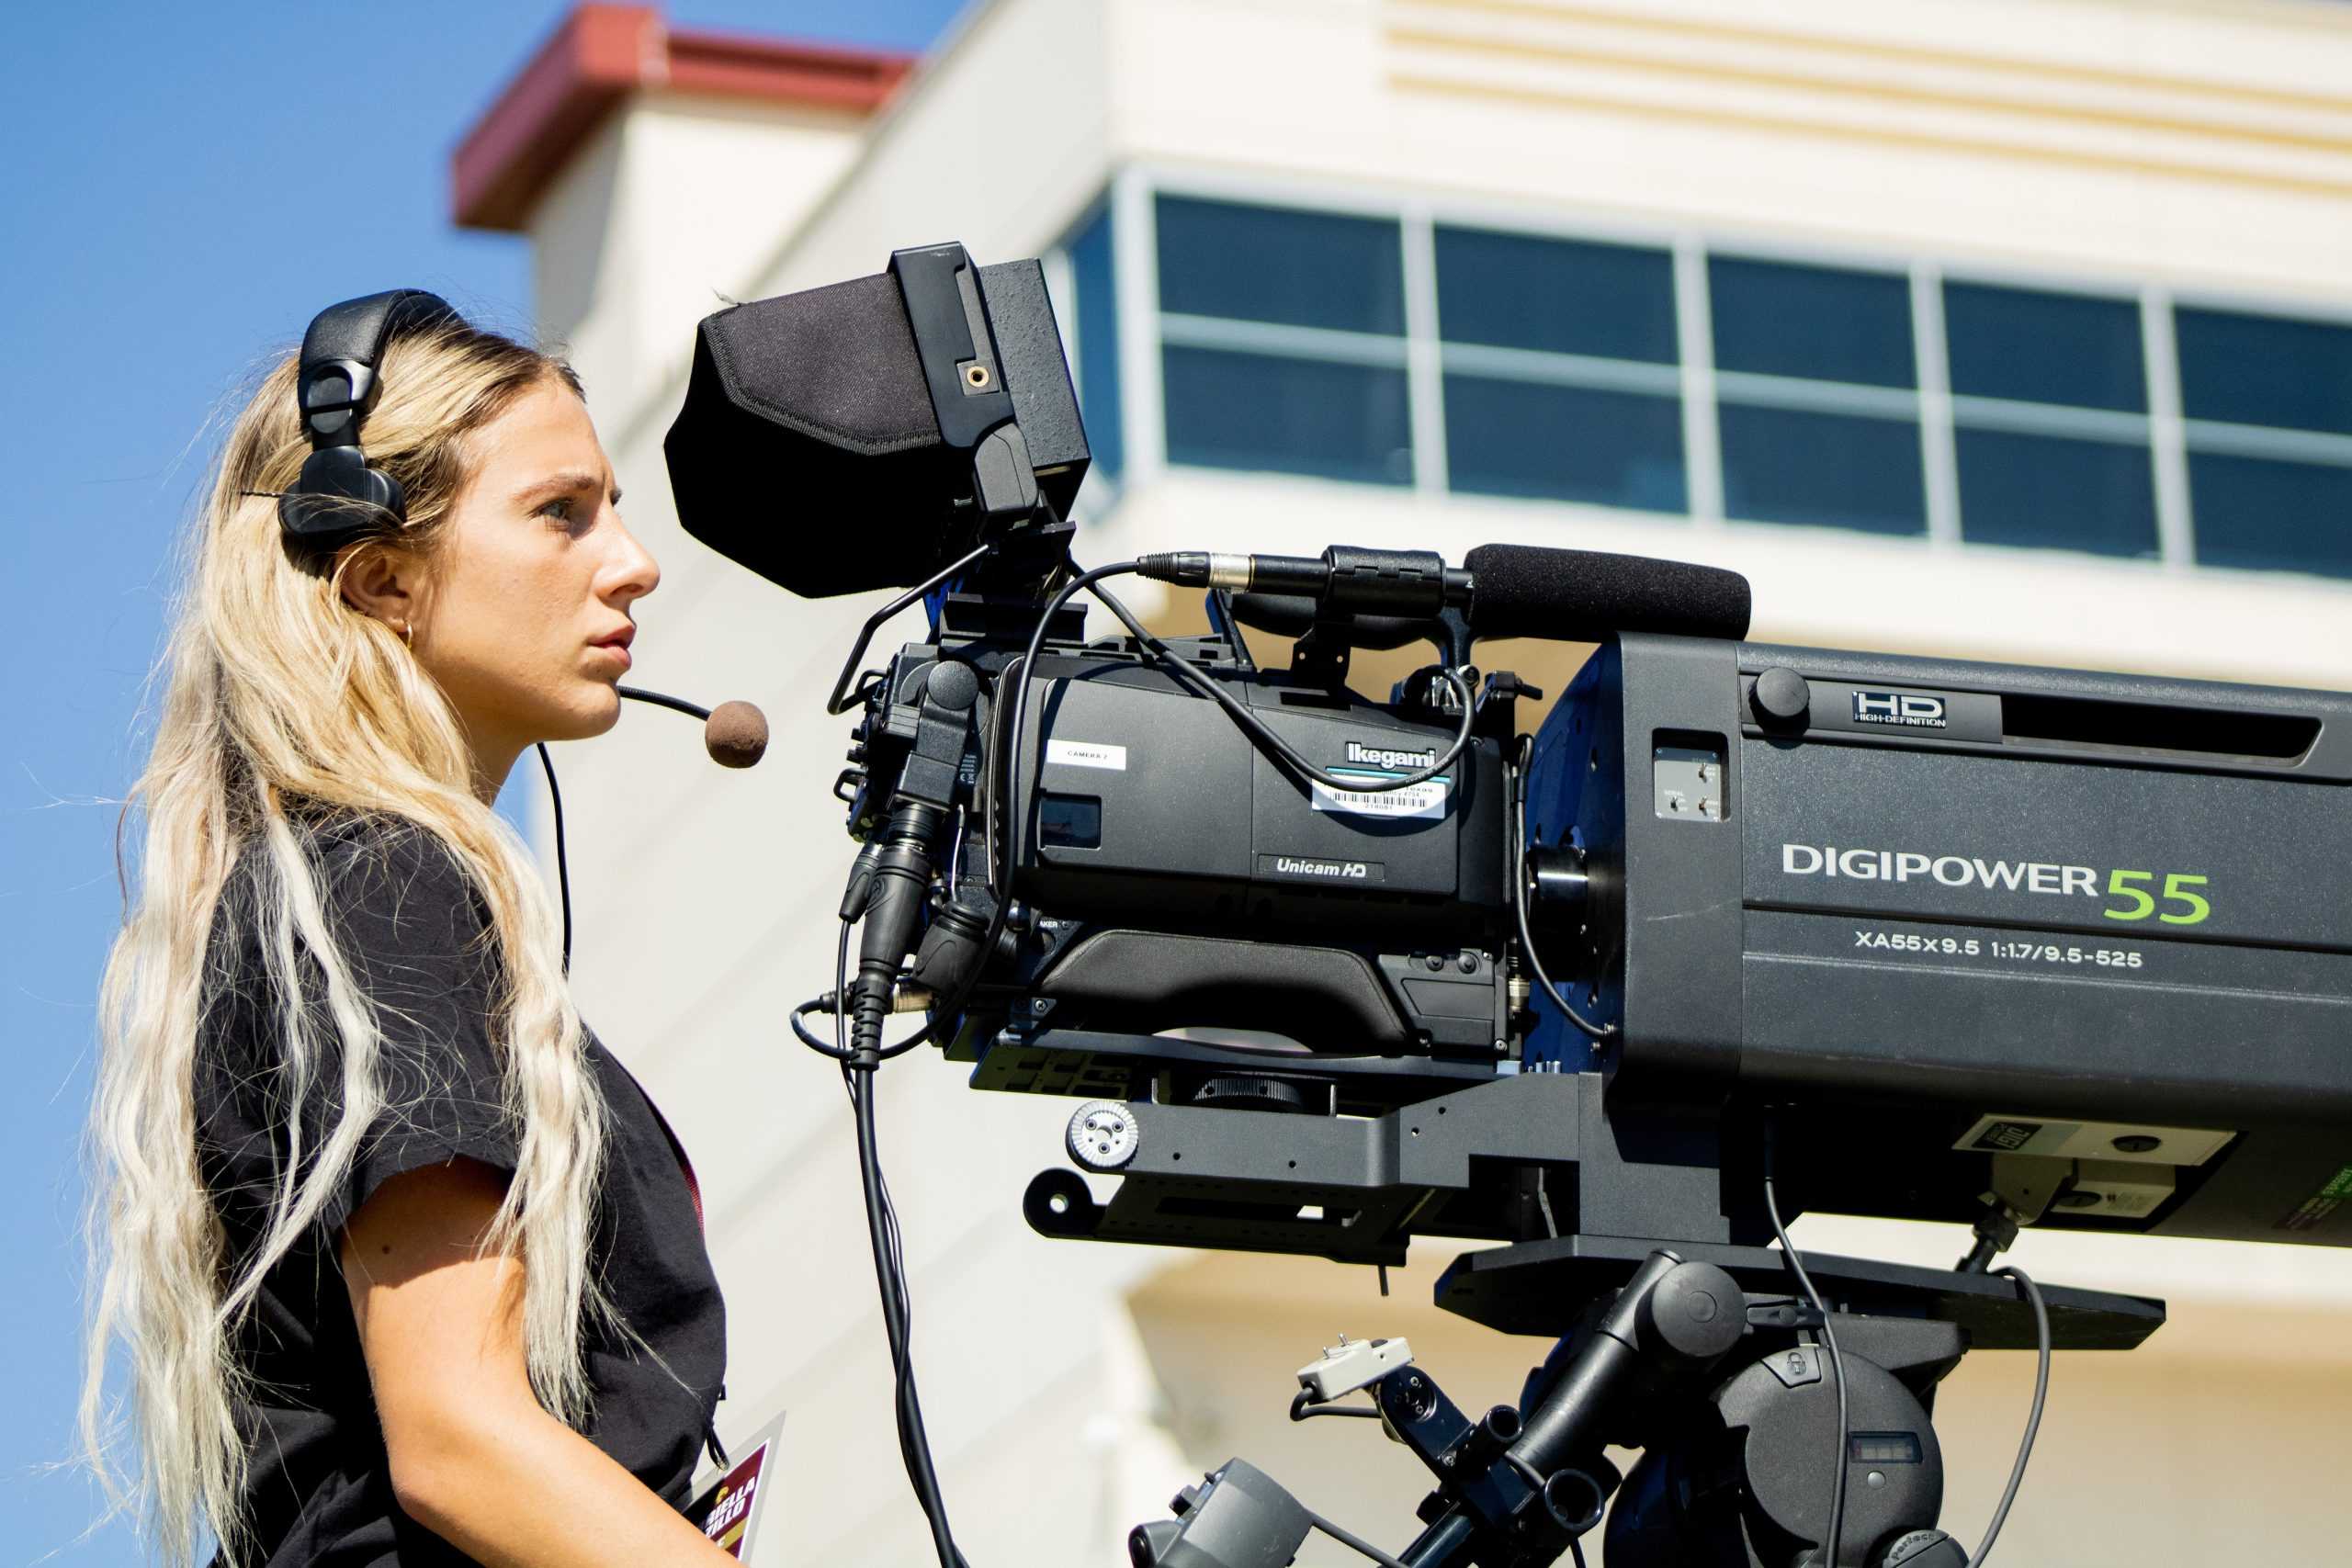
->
[845,605,2352,1251]
[842,589,1522,1112]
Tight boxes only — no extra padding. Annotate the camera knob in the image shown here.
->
[1752,666,1812,728]
[1069,1100,1142,1170]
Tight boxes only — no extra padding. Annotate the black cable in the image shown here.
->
[1508,738,1615,1043]
[533,741,571,974]
[613,683,710,721]
[1969,1265,2050,1568]
[1762,1134,1849,1568]
[832,918,968,1568]
[1080,576,1476,795]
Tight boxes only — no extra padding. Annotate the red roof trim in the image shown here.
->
[453,4,913,232]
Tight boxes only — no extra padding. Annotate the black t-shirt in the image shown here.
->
[193,816,727,1566]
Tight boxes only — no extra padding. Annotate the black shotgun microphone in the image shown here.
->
[1464,543,1751,643]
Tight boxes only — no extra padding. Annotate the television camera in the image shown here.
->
[663,243,2352,1568]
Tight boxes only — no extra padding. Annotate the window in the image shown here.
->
[1435,227,1675,363]
[1953,429,2157,556]
[2177,308,2352,435]
[1712,256,1924,535]
[1066,206,1123,485]
[1434,227,1683,512]
[1946,283,2144,413]
[1157,197,1404,335]
[1719,404,1925,535]
[1155,195,1412,485]
[1945,283,2155,558]
[1444,377,1685,511]
[2177,305,2352,579]
[1163,347,1411,485]
[1712,256,1915,388]
[2188,455,2352,578]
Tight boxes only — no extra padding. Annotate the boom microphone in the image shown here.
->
[1464,543,1751,643]
[617,686,769,768]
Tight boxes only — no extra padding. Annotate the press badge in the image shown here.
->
[688,1412,784,1560]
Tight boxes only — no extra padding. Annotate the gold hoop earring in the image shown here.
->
[400,620,414,649]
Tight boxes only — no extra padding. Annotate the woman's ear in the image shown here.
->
[338,541,422,634]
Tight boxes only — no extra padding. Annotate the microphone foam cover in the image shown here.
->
[704,701,769,769]
[1464,544,1751,643]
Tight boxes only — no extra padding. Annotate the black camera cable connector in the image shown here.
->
[1761,1118,1850,1568]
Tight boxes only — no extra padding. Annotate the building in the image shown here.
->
[453,3,2352,1562]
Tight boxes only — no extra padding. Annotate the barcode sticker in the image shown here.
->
[1310,772,1450,821]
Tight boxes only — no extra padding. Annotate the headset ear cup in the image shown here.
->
[281,446,404,547]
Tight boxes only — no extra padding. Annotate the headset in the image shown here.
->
[277,288,462,558]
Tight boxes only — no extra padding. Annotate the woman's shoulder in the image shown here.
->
[199,813,505,1089]
[221,810,487,935]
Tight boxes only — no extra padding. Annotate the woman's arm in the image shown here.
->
[340,1158,740,1568]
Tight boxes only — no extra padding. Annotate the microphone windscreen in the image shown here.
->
[1464,544,1751,643]
[705,701,769,769]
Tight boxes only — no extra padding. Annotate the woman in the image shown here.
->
[82,299,740,1567]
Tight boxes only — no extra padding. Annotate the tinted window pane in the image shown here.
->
[2177,308,2352,435]
[2188,453,2352,577]
[1069,209,1123,484]
[1156,197,1404,335]
[1955,429,2157,557]
[1711,256,1915,389]
[1720,404,1925,534]
[1164,346,1411,485]
[1945,283,2145,412]
[1435,228,1676,363]
[1444,377,1684,512]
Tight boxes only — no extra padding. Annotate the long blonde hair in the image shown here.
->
[81,320,609,1568]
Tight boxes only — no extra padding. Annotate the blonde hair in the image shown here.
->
[80,321,608,1568]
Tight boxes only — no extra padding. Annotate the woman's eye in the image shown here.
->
[538,497,588,529]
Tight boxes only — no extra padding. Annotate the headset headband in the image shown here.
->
[278,289,463,556]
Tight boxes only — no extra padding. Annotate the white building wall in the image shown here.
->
[504,3,2352,1563]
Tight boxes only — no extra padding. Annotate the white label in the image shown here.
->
[1046,739,1127,771]
[1311,772,1450,821]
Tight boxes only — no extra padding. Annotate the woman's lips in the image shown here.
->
[591,640,633,671]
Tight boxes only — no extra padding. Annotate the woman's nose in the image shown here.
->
[605,522,661,602]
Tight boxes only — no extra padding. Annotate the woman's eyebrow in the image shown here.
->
[511,469,611,504]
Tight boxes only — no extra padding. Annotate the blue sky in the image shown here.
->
[0,3,962,1559]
